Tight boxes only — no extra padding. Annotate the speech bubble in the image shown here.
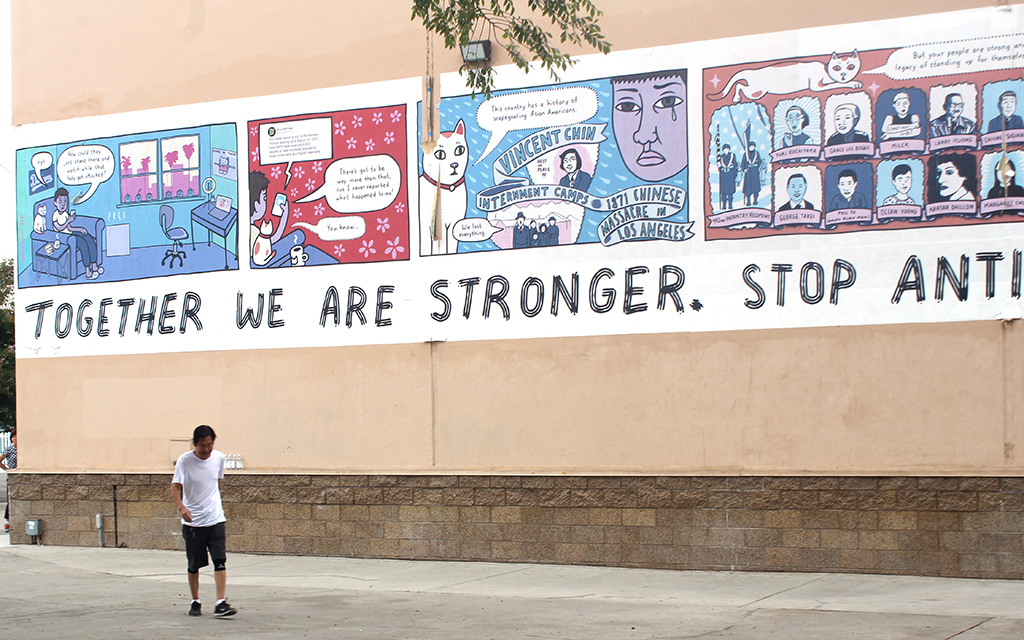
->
[475,86,599,163]
[31,152,52,184]
[865,34,1024,80]
[295,154,400,214]
[292,216,366,241]
[57,145,115,204]
[453,217,501,242]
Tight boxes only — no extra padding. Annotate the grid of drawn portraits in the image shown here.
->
[702,47,1024,240]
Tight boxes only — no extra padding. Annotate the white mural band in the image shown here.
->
[13,7,1024,359]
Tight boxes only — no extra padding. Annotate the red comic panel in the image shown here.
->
[703,42,1024,241]
[247,106,409,266]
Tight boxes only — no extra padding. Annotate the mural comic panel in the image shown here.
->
[15,124,239,288]
[417,73,692,256]
[246,106,410,269]
[703,36,1024,240]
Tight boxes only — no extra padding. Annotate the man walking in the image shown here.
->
[170,425,237,617]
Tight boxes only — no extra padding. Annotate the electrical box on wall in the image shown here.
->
[25,519,40,536]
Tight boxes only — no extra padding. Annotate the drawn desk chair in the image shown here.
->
[160,205,189,269]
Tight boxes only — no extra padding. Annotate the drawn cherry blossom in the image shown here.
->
[251,147,260,162]
[352,115,363,128]
[359,240,376,257]
[365,139,375,151]
[346,137,357,149]
[372,112,383,124]
[376,217,390,232]
[334,245,346,258]
[315,203,325,217]
[312,161,324,173]
[384,131,395,144]
[293,207,302,217]
[293,166,305,180]
[385,237,405,259]
[270,166,282,179]
[249,125,259,137]
[291,187,299,198]
[334,121,346,136]
[394,201,405,214]
[306,179,316,191]
[390,109,402,123]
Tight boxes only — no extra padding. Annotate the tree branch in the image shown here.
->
[411,0,611,98]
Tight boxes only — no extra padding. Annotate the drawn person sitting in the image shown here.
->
[716,143,737,210]
[557,148,592,192]
[930,93,976,137]
[249,170,288,248]
[827,104,870,146]
[51,187,102,280]
[987,91,1024,134]
[781,106,812,147]
[778,174,815,211]
[931,154,977,202]
[881,92,921,140]
[882,164,916,206]
[828,169,870,211]
[512,212,530,249]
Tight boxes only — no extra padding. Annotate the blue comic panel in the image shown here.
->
[417,71,692,256]
[16,123,239,288]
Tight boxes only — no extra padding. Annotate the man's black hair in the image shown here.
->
[249,171,269,214]
[838,168,858,182]
[193,424,217,444]
[891,163,912,180]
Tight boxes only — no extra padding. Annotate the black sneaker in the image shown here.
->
[188,602,201,617]
[213,601,237,617]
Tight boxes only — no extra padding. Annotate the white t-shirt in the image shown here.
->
[172,450,226,527]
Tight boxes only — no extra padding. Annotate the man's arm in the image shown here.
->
[0,452,8,471]
[170,482,193,523]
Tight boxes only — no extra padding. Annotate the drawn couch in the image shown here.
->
[30,197,106,281]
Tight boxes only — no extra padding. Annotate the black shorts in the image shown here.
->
[182,522,226,573]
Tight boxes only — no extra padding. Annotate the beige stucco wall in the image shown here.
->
[12,0,998,124]
[16,319,1024,474]
[12,0,1022,475]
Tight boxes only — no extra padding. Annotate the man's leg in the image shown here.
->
[214,568,226,601]
[209,523,236,616]
[183,524,207,615]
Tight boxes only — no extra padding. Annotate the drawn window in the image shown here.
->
[119,140,159,203]
[161,135,200,199]
[118,135,201,204]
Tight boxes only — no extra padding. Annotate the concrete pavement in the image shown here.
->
[2,536,1024,639]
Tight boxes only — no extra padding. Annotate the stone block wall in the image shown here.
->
[7,473,1024,579]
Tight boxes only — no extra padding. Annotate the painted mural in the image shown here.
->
[15,124,239,288]
[417,72,692,256]
[246,107,410,269]
[11,9,1024,359]
[704,39,1024,239]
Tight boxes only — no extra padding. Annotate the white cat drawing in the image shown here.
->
[419,119,468,256]
[708,52,862,103]
[32,203,47,234]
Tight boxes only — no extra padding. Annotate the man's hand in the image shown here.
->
[178,506,193,523]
